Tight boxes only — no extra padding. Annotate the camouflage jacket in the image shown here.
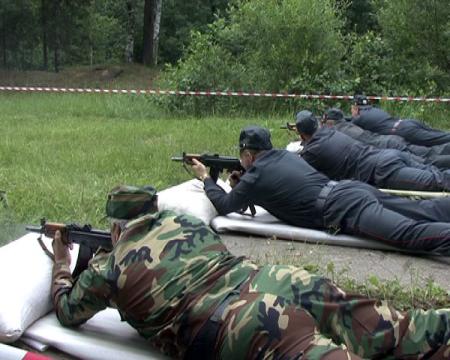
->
[52,210,257,358]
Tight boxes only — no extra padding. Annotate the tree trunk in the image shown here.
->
[1,12,6,67]
[125,0,135,63]
[41,0,48,70]
[142,0,162,66]
[152,0,162,66]
[54,45,59,73]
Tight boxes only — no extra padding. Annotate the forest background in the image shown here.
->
[0,0,449,113]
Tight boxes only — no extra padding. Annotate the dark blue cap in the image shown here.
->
[239,126,273,150]
[325,108,345,121]
[295,110,318,135]
[353,95,369,106]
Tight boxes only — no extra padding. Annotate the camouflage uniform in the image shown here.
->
[52,187,450,359]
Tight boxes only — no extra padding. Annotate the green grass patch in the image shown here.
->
[0,92,294,232]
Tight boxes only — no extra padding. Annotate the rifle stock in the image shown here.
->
[280,122,297,132]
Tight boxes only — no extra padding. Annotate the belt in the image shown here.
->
[391,119,403,132]
[184,281,246,360]
[315,180,338,217]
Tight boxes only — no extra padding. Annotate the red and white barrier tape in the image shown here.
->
[0,86,448,103]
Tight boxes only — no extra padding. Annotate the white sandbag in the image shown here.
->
[0,233,79,343]
[157,179,231,224]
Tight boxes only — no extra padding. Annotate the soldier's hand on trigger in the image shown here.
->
[52,230,72,267]
[228,170,242,188]
[191,158,209,181]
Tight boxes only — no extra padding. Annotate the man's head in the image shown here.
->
[238,126,272,169]
[106,185,158,244]
[322,108,345,128]
[295,110,318,142]
[352,95,370,117]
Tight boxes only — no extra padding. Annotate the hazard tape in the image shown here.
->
[0,86,448,103]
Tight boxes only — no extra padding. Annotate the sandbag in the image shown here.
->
[157,178,231,224]
[0,233,79,343]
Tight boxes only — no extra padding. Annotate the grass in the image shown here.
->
[0,92,295,230]
[259,247,450,310]
[0,67,449,310]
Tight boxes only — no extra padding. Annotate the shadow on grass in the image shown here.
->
[0,209,27,247]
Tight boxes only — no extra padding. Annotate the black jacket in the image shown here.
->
[203,149,329,228]
[352,106,397,133]
[301,127,403,183]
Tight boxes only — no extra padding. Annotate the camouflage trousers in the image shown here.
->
[215,265,450,359]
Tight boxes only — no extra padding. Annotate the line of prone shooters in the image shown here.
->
[184,94,450,256]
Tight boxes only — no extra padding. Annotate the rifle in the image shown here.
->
[172,152,256,216]
[171,152,245,182]
[280,122,297,132]
[26,218,112,278]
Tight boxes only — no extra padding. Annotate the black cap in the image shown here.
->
[325,108,344,121]
[295,110,318,135]
[353,95,369,106]
[239,126,273,151]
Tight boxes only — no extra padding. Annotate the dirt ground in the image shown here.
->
[223,233,450,291]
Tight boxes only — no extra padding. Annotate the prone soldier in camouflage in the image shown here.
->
[52,185,450,359]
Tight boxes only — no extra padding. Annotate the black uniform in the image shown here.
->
[335,120,450,170]
[353,106,450,147]
[203,149,450,254]
[301,127,450,192]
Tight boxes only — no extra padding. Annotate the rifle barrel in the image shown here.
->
[26,225,42,233]
[171,156,184,161]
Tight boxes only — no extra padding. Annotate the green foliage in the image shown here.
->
[377,0,450,93]
[158,0,229,63]
[346,31,391,94]
[0,0,39,69]
[158,0,348,114]
[336,0,380,34]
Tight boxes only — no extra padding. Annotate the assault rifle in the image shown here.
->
[171,153,245,182]
[172,153,256,216]
[280,122,297,132]
[26,218,112,278]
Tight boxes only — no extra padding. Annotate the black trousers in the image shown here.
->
[373,152,450,191]
[393,120,450,147]
[428,155,450,170]
[322,181,450,255]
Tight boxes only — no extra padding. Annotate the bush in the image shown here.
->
[376,0,450,94]
[157,0,348,114]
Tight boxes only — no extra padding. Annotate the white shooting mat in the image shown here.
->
[23,308,168,360]
[211,206,431,254]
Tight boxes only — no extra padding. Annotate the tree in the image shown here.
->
[337,0,379,34]
[142,0,162,66]
[125,0,136,63]
[377,0,450,92]
[158,0,229,63]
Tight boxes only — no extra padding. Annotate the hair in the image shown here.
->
[240,148,261,156]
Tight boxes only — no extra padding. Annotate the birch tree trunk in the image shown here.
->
[142,0,162,66]
[125,0,135,63]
